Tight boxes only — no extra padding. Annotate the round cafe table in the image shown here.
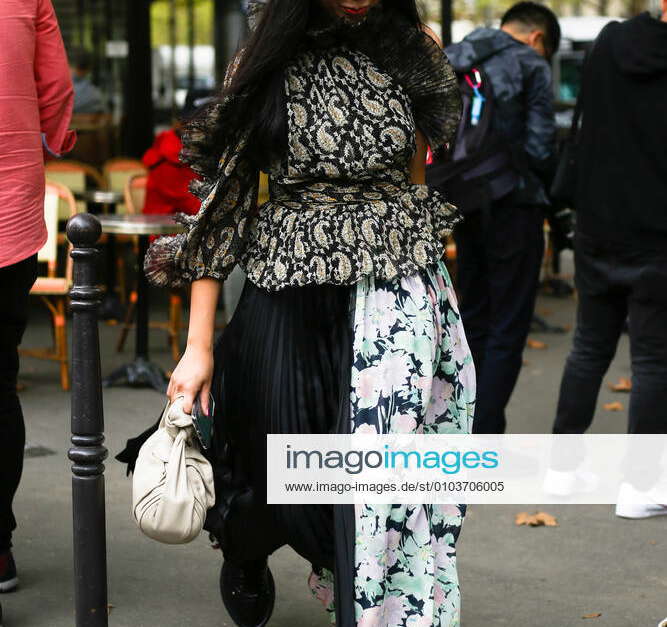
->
[75,190,127,321]
[98,215,185,393]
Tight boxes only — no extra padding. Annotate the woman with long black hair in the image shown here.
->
[145,1,475,625]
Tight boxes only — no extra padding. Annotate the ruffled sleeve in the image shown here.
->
[381,28,462,152]
[144,132,258,287]
[144,48,259,288]
[307,7,463,153]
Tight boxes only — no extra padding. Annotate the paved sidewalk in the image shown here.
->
[3,274,666,627]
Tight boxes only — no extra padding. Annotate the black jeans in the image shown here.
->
[455,203,545,434]
[553,234,667,436]
[0,255,38,552]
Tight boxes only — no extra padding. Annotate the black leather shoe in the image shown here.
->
[220,558,275,627]
[0,552,18,593]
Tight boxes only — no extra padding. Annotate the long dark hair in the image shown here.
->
[182,0,423,176]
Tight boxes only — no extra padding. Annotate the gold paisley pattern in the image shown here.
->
[238,46,462,291]
[145,46,462,292]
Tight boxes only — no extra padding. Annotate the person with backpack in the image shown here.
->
[549,3,667,517]
[441,2,560,434]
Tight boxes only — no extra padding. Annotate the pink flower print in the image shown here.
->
[439,504,462,518]
[444,285,461,315]
[358,607,382,627]
[436,272,447,293]
[379,355,412,395]
[383,594,408,625]
[434,583,445,606]
[424,377,454,424]
[358,366,382,407]
[432,534,457,563]
[368,289,399,337]
[357,556,384,582]
[374,288,398,312]
[405,508,430,544]
[431,289,443,338]
[355,422,379,435]
[386,528,402,550]
[415,376,433,391]
[393,413,418,433]
[308,571,334,609]
[448,321,471,366]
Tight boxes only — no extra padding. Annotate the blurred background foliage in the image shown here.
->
[150,0,656,49]
[419,0,653,24]
[151,0,214,47]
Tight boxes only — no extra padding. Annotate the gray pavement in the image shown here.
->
[3,267,666,627]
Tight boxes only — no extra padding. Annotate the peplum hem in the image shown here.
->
[239,183,461,291]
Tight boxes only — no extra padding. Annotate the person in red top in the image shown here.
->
[142,119,201,216]
[0,0,75,598]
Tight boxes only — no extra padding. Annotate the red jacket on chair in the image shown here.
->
[142,129,200,216]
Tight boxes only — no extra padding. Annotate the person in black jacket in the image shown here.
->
[445,3,560,434]
[550,5,667,518]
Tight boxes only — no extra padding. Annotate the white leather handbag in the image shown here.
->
[132,397,216,544]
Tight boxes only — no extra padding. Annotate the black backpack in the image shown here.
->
[426,66,518,215]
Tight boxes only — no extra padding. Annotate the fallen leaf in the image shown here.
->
[603,401,624,412]
[535,511,559,527]
[582,613,602,619]
[609,377,632,392]
[107,604,115,616]
[515,512,531,525]
[515,511,559,527]
[527,339,548,350]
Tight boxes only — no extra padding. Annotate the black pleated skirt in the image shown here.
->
[204,278,357,624]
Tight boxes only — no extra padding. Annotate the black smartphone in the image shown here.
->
[191,394,215,451]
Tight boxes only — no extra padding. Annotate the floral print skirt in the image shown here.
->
[208,260,475,627]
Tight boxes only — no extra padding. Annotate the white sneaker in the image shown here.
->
[542,468,599,497]
[657,618,667,627]
[615,482,667,519]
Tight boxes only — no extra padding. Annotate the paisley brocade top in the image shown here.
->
[145,11,463,292]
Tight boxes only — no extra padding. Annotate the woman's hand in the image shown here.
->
[166,343,214,415]
[169,278,221,414]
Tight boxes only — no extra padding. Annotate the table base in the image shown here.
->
[98,293,126,321]
[102,357,167,393]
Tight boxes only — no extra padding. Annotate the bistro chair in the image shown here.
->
[20,181,76,390]
[103,158,147,215]
[124,173,148,215]
[116,174,184,362]
[44,159,106,219]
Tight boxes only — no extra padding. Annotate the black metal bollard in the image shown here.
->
[67,214,109,627]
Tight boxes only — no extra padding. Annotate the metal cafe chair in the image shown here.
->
[44,159,106,218]
[20,181,76,390]
[103,157,147,215]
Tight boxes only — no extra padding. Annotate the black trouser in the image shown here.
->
[455,203,545,434]
[0,255,38,552]
[553,234,667,436]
